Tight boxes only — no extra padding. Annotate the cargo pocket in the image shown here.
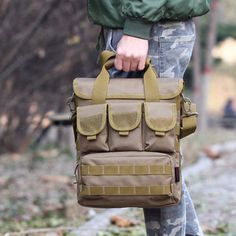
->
[108,103,142,151]
[77,151,179,208]
[76,104,109,154]
[144,102,177,152]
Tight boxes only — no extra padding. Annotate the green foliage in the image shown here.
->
[200,16,236,45]
[0,216,64,234]
[0,215,84,234]
[185,16,236,90]
[217,24,236,41]
[204,222,234,236]
[97,227,146,236]
[205,233,234,236]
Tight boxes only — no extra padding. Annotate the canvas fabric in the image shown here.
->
[72,72,188,208]
[72,60,197,210]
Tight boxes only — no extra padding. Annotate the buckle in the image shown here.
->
[73,163,80,184]
[67,93,75,113]
[181,95,198,117]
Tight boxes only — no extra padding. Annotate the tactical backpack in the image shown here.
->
[69,51,197,208]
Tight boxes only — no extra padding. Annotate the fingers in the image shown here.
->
[122,58,131,72]
[138,57,146,71]
[113,35,149,72]
[130,58,139,72]
[114,54,138,72]
[114,54,123,71]
[115,54,145,72]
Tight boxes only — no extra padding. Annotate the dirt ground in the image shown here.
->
[0,149,91,234]
[0,127,236,235]
[98,152,236,236]
[189,153,236,235]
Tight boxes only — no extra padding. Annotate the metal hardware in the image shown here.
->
[67,93,75,113]
[73,162,81,185]
[181,95,198,117]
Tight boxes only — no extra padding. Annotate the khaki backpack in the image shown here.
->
[69,51,197,208]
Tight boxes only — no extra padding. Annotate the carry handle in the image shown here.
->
[92,52,160,104]
[99,50,116,66]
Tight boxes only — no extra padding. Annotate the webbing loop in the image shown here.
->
[80,185,172,196]
[92,52,160,104]
[81,164,172,176]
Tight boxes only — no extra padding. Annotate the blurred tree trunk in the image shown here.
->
[0,0,100,153]
[198,0,219,132]
[193,18,201,104]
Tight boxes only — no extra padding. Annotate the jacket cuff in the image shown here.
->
[123,18,152,40]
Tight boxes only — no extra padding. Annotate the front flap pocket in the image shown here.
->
[144,102,177,152]
[144,102,177,136]
[77,104,107,140]
[108,103,142,151]
[108,103,142,136]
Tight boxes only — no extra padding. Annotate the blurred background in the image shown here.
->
[0,0,236,235]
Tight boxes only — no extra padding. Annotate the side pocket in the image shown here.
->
[180,99,198,139]
[76,104,109,154]
[144,102,177,152]
[108,103,142,151]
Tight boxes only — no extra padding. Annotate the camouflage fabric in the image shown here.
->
[104,19,203,236]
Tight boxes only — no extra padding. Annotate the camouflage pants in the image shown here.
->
[104,19,203,236]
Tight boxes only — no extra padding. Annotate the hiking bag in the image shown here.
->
[69,51,197,208]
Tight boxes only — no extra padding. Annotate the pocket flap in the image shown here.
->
[108,103,142,133]
[77,104,107,137]
[144,103,177,133]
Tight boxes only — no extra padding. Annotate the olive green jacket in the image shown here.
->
[87,0,211,39]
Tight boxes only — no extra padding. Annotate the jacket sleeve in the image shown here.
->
[122,0,168,39]
[122,0,211,39]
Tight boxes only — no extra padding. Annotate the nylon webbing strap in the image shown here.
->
[91,59,160,104]
[144,63,160,102]
[81,164,172,176]
[99,50,116,66]
[180,103,197,139]
[91,60,111,104]
[80,185,172,196]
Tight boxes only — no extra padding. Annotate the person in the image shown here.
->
[222,98,236,128]
[87,1,211,235]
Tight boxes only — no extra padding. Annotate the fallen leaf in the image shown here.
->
[110,215,136,228]
[40,175,71,185]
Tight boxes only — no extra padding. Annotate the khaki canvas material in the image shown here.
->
[70,51,197,208]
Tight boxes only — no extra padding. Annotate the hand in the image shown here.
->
[114,35,148,72]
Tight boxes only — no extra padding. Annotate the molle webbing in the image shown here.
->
[80,184,172,196]
[71,50,198,208]
[81,164,172,176]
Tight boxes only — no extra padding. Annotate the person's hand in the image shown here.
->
[114,35,148,72]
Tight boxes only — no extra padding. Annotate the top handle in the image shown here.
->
[92,51,160,104]
[99,50,116,66]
